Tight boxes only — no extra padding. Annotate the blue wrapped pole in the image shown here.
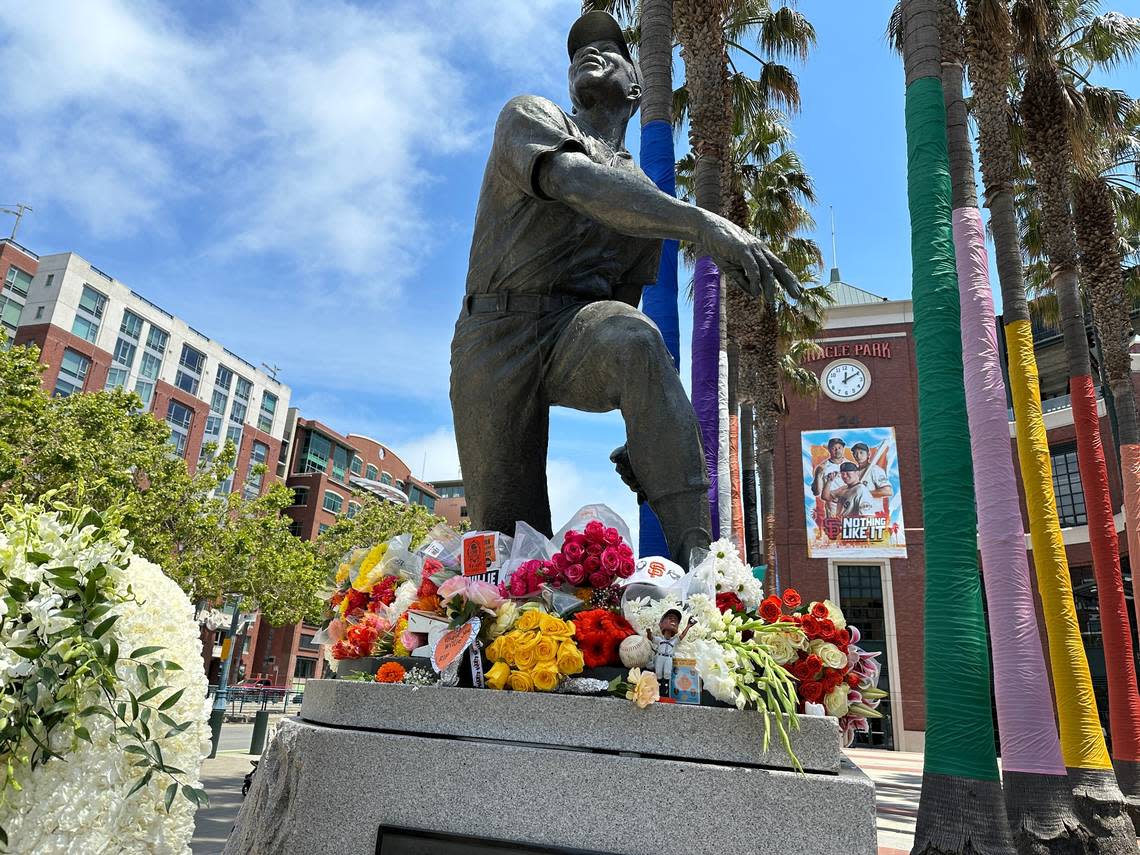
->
[638,120,680,558]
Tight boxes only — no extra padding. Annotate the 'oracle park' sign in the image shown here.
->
[806,340,894,362]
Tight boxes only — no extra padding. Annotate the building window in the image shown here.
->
[323,491,344,514]
[71,284,107,343]
[423,495,436,512]
[4,266,33,297]
[175,344,205,395]
[258,391,277,434]
[243,441,269,499]
[232,377,252,426]
[290,487,309,507]
[166,400,194,457]
[837,564,893,749]
[318,523,330,534]
[294,657,317,679]
[53,349,90,397]
[119,309,144,339]
[300,633,318,649]
[105,312,142,391]
[351,456,363,476]
[460,505,469,518]
[331,445,351,484]
[1051,444,1087,528]
[289,519,303,537]
[0,294,24,336]
[215,364,234,392]
[298,431,331,475]
[35,306,43,320]
[44,274,54,289]
[347,501,360,519]
[381,472,392,486]
[146,325,169,354]
[366,464,378,481]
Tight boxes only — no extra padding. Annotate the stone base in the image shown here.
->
[226,682,877,855]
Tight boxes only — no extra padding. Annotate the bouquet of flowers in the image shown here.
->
[760,592,886,745]
[571,608,636,668]
[483,609,585,692]
[691,538,764,612]
[499,521,636,597]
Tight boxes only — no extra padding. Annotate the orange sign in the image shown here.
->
[462,534,496,577]
[431,620,477,673]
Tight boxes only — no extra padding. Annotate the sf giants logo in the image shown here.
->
[822,517,842,540]
[647,560,666,578]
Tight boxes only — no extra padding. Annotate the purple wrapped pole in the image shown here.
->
[692,255,721,534]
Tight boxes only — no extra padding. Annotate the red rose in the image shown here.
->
[818,618,836,641]
[618,544,634,560]
[822,671,842,692]
[836,628,852,648]
[588,570,611,589]
[584,556,601,573]
[586,542,603,556]
[716,592,746,614]
[803,654,823,677]
[566,563,587,585]
[617,559,636,578]
[584,520,606,542]
[759,596,783,623]
[801,681,825,704]
[811,602,830,620]
[846,672,860,688]
[551,552,569,571]
[603,527,622,547]
[563,542,585,563]
[782,588,802,609]
[801,615,820,637]
[601,547,621,572]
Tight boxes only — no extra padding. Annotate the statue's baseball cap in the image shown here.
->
[568,11,634,65]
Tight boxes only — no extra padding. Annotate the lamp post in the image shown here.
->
[208,595,242,759]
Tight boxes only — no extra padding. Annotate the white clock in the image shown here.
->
[822,358,870,402]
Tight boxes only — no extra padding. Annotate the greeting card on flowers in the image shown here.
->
[431,617,480,673]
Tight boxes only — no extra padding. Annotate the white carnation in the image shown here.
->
[0,510,209,855]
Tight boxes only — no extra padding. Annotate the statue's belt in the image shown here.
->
[463,293,588,316]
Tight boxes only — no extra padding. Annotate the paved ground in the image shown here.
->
[191,727,924,854]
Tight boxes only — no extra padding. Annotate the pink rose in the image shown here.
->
[566,563,587,585]
[617,544,633,560]
[467,579,506,610]
[551,552,569,571]
[327,618,346,644]
[617,559,635,578]
[563,542,585,563]
[586,542,603,557]
[588,570,610,589]
[584,556,601,573]
[584,520,606,542]
[601,547,621,572]
[437,575,467,602]
[603,527,621,546]
[564,531,587,548]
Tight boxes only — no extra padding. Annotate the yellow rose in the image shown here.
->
[516,610,542,632]
[485,636,505,664]
[514,644,538,671]
[537,614,570,637]
[512,631,539,653]
[531,665,560,692]
[556,641,585,676]
[497,634,517,664]
[626,668,660,709]
[335,562,351,585]
[508,670,534,692]
[485,661,510,690]
[535,636,559,664]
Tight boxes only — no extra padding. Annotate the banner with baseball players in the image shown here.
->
[802,427,907,558]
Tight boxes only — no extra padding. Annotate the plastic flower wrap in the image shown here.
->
[0,503,209,853]
[690,539,763,611]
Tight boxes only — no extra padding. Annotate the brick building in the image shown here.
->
[773,271,1140,753]
[433,478,467,528]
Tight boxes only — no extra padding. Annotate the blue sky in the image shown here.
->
[2,0,1137,540]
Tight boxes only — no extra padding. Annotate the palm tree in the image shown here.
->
[1016,1,1140,838]
[930,0,1091,847]
[896,1,1016,851]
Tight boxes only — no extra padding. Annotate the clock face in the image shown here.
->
[823,359,870,402]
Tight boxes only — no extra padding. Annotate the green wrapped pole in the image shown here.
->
[900,2,1013,850]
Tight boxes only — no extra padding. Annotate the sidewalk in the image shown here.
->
[191,751,259,855]
[846,747,922,854]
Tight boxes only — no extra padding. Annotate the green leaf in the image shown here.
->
[25,551,51,566]
[92,615,119,638]
[164,782,177,812]
[163,722,192,738]
[136,664,150,689]
[130,693,139,721]
[108,638,119,666]
[137,687,164,703]
[44,699,75,717]
[157,688,184,711]
[52,575,81,591]
[75,726,92,743]
[78,508,103,531]
[46,565,78,577]
[81,705,114,719]
[10,645,41,659]
[130,646,164,659]
[126,768,153,797]
[123,745,149,757]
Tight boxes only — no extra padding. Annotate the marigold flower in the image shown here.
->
[375,662,406,684]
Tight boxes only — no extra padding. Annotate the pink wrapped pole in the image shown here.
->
[953,208,1066,776]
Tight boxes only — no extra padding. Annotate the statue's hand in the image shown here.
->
[609,445,646,504]
[701,215,803,304]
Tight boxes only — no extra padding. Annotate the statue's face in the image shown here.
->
[568,39,639,112]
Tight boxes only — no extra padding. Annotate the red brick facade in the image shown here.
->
[15,322,113,393]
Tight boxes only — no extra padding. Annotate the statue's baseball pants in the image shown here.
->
[450,299,710,550]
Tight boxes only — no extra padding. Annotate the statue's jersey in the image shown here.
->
[464,95,662,303]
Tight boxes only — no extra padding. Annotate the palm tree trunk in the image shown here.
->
[740,403,761,566]
[1023,58,1140,840]
[899,2,1015,851]
[676,0,731,540]
[942,7,1088,848]
[635,0,679,559]
[1073,175,1140,677]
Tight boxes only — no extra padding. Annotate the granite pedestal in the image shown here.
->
[225,680,876,855]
